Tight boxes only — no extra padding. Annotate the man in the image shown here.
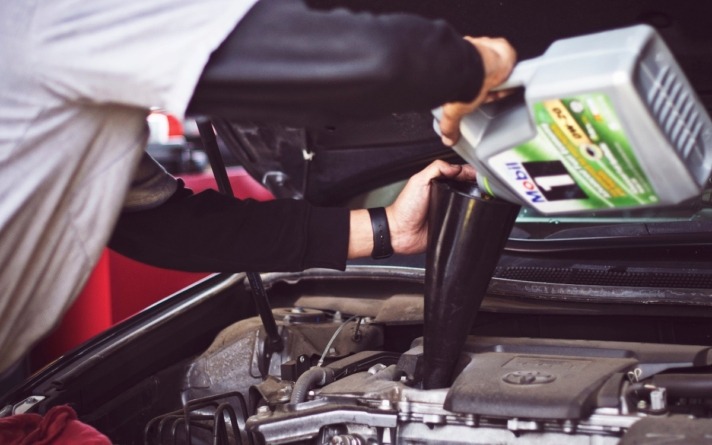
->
[0,0,515,372]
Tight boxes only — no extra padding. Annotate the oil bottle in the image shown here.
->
[438,25,712,214]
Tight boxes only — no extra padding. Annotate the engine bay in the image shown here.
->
[141,295,712,445]
[119,178,712,445]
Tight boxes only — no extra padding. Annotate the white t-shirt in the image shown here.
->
[0,0,258,372]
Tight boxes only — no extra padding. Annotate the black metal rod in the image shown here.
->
[196,120,283,377]
[246,273,284,353]
[197,120,234,196]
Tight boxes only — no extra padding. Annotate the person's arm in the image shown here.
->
[112,1,509,271]
[438,37,516,145]
[186,0,486,121]
[348,160,476,258]
[109,160,475,272]
[109,181,350,272]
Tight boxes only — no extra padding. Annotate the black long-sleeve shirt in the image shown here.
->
[188,0,484,121]
[110,180,350,272]
[109,0,485,272]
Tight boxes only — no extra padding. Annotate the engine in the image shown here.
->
[142,179,712,445]
[142,306,712,445]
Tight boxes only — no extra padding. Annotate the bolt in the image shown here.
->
[330,435,361,445]
[637,400,648,411]
[379,399,393,410]
[276,387,292,402]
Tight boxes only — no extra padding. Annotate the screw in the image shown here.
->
[379,399,393,410]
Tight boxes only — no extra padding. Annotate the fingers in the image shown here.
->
[419,160,476,182]
[466,37,517,90]
[483,89,515,104]
[454,163,477,181]
[400,160,464,193]
[439,37,516,146]
[439,103,469,146]
[386,160,477,256]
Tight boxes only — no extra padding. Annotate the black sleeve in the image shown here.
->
[115,3,480,272]
[108,182,350,273]
[187,0,484,121]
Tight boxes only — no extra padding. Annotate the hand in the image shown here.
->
[347,160,477,259]
[439,37,516,146]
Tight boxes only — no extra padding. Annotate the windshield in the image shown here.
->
[512,190,712,242]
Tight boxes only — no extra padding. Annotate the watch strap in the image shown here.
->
[368,207,394,259]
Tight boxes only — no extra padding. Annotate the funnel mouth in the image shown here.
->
[433,178,482,199]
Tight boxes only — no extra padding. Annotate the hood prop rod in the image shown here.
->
[197,119,284,378]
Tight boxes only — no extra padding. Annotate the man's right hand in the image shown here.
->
[439,37,516,146]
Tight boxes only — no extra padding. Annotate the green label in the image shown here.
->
[488,93,658,213]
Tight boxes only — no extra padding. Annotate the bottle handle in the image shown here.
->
[492,57,540,92]
[431,56,540,125]
[431,57,540,152]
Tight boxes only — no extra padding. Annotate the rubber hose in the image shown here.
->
[290,367,335,404]
[652,374,712,398]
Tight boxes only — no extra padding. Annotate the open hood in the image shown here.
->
[4,3,712,445]
[216,0,712,206]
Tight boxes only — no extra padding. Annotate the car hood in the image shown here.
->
[4,3,712,445]
[211,2,712,309]
[216,0,712,206]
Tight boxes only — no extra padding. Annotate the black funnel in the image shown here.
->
[422,179,520,389]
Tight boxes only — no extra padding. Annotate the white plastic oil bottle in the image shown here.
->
[438,25,712,214]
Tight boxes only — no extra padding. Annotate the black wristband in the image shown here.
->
[368,207,394,259]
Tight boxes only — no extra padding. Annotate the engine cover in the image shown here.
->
[246,334,712,445]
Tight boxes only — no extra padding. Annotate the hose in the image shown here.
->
[652,374,712,398]
[290,367,335,404]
